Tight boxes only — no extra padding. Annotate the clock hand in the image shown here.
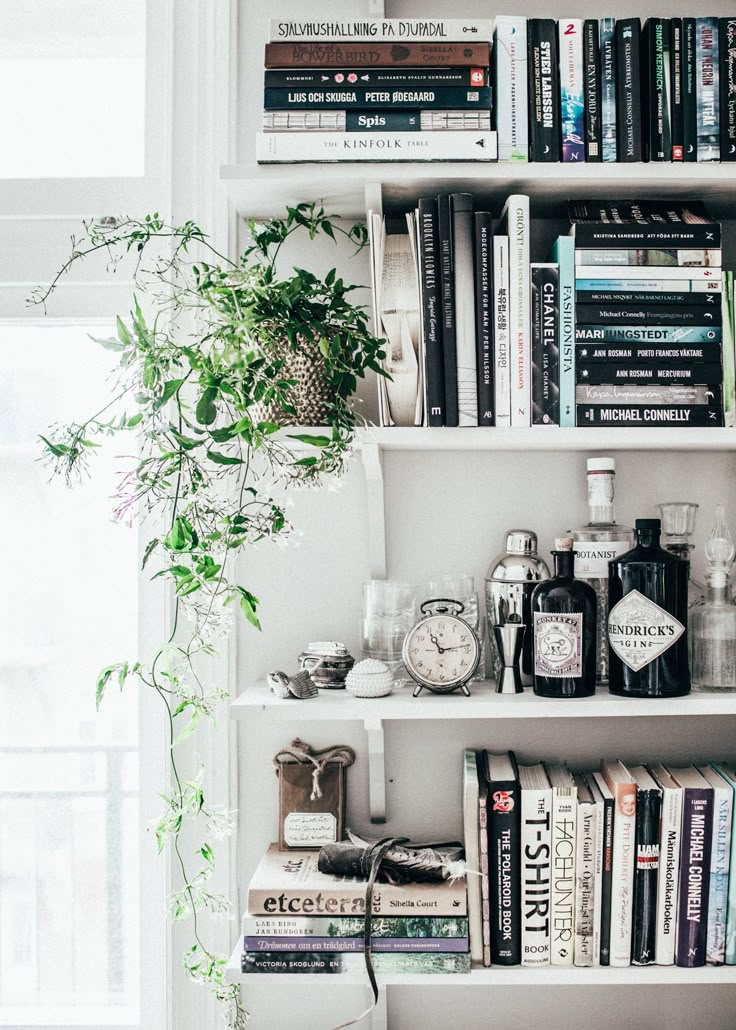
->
[428,632,445,654]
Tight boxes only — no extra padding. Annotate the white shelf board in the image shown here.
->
[231,681,736,722]
[226,945,736,985]
[221,162,736,219]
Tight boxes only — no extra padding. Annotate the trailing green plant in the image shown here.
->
[34,204,386,1027]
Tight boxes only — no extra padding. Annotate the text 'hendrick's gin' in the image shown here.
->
[607,518,690,698]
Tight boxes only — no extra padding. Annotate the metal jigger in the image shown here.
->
[493,622,526,694]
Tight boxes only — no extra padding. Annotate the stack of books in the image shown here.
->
[258,19,497,163]
[465,749,736,968]
[570,201,725,427]
[240,844,471,974]
[498,16,736,163]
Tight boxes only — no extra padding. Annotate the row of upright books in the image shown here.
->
[256,17,736,163]
[465,750,736,969]
[369,197,736,428]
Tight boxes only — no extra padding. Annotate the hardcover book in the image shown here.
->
[551,236,575,427]
[451,193,478,426]
[722,271,736,426]
[417,198,445,427]
[263,86,494,111]
[576,363,723,386]
[616,18,642,161]
[547,764,577,966]
[600,18,617,161]
[696,17,720,161]
[499,195,531,426]
[697,765,733,965]
[493,16,529,161]
[721,18,736,160]
[671,767,714,967]
[583,19,602,161]
[242,914,469,938]
[568,201,722,249]
[671,18,685,159]
[577,405,723,427]
[474,211,494,426]
[683,18,698,160]
[255,131,497,163]
[519,763,552,966]
[575,327,722,344]
[558,19,585,162]
[531,263,560,425]
[650,765,683,966]
[477,751,492,967]
[268,19,494,42]
[243,935,470,953]
[589,772,614,965]
[485,751,521,964]
[437,195,459,426]
[241,951,472,974]
[262,110,492,132]
[528,19,561,161]
[642,18,672,162]
[463,749,484,964]
[601,760,637,967]
[263,68,490,89]
[573,773,597,966]
[493,235,511,427]
[247,845,468,917]
[630,766,662,966]
[263,42,492,69]
[712,764,736,963]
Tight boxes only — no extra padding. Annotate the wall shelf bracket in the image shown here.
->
[364,717,386,824]
[361,442,387,580]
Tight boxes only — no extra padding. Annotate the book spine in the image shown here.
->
[583,20,602,161]
[247,886,467,917]
[438,196,459,426]
[575,278,721,294]
[452,194,478,426]
[242,951,472,974]
[559,20,585,161]
[553,237,576,426]
[531,264,560,425]
[243,936,470,953]
[489,778,521,964]
[660,20,673,160]
[255,132,496,163]
[574,801,597,966]
[493,16,529,161]
[577,290,720,306]
[721,771,736,964]
[572,224,723,249]
[576,265,721,282]
[578,404,723,427]
[576,304,720,325]
[264,86,493,110]
[706,785,732,965]
[576,326,722,344]
[268,19,494,43]
[671,18,685,159]
[599,795,615,965]
[721,19,736,160]
[347,111,420,132]
[265,109,492,132]
[242,915,469,937]
[723,271,736,427]
[683,18,698,159]
[576,343,722,363]
[493,236,511,427]
[474,211,494,426]
[631,789,662,965]
[577,364,722,386]
[263,42,492,69]
[656,786,683,965]
[551,787,577,965]
[616,19,642,161]
[478,765,492,967]
[505,196,531,426]
[600,18,617,161]
[264,68,490,88]
[463,751,483,965]
[521,787,552,966]
[608,782,637,966]
[696,18,720,161]
[528,20,560,162]
[677,787,714,967]
[418,198,445,427]
[576,384,718,406]
[575,248,721,268]
[591,797,605,964]
[644,19,672,161]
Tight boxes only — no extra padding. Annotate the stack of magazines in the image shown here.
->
[257,18,497,163]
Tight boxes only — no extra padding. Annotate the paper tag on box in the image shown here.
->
[283,812,337,847]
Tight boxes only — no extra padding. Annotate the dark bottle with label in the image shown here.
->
[608,518,690,698]
[531,537,597,698]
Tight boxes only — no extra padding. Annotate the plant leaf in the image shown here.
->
[287,434,330,447]
[206,449,243,466]
[195,387,218,425]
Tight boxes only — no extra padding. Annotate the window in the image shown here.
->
[0,324,162,1028]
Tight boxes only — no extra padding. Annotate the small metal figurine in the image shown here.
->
[493,621,526,694]
[267,669,319,700]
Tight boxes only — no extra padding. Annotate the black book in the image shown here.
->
[616,18,642,161]
[263,68,489,88]
[576,290,720,307]
[417,198,445,427]
[683,18,697,161]
[583,20,602,161]
[528,19,561,161]
[575,342,723,363]
[485,751,521,965]
[531,263,560,424]
[672,768,714,967]
[575,305,723,327]
[577,404,723,427]
[720,19,736,160]
[630,767,662,966]
[263,85,494,110]
[671,18,685,159]
[437,195,459,426]
[642,19,672,161]
[590,773,615,966]
[474,211,494,426]
[576,363,723,385]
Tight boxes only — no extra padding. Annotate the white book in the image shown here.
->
[268,18,494,43]
[601,759,637,967]
[574,277,722,294]
[492,235,511,426]
[463,749,483,965]
[573,774,597,966]
[586,774,606,965]
[650,764,683,966]
[256,131,497,163]
[493,16,528,161]
[499,195,531,426]
[451,194,478,425]
[575,265,722,282]
[698,765,733,966]
[547,764,577,965]
[519,763,552,966]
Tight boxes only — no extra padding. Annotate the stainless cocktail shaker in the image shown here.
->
[485,530,550,686]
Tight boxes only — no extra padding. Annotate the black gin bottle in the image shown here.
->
[531,537,597,697]
[608,518,690,698]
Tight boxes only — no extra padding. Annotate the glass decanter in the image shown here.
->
[658,502,706,609]
[690,505,736,692]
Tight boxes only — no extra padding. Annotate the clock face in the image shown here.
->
[403,614,481,692]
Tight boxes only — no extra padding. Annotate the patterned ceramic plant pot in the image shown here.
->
[253,335,334,426]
